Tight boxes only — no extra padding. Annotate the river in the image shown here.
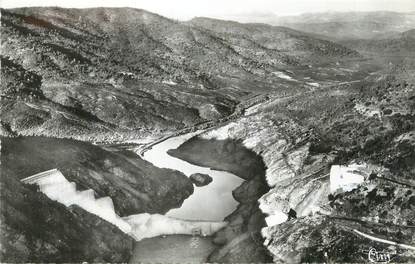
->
[139,132,245,221]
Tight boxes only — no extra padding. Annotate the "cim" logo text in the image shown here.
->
[368,247,391,263]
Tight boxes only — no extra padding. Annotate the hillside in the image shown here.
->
[1,172,134,262]
[341,29,415,53]
[1,136,195,260]
[1,136,194,216]
[1,7,359,141]
[189,17,357,60]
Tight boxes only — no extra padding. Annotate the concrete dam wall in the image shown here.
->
[21,169,227,241]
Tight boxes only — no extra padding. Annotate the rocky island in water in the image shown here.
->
[1,2,415,263]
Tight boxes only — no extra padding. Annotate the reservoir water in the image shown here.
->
[139,132,244,221]
[129,235,217,263]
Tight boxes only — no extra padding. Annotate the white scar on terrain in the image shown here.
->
[329,163,368,193]
[21,169,227,241]
[272,71,298,82]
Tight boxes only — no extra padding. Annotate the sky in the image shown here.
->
[2,0,415,20]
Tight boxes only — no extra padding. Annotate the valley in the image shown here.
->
[1,6,414,263]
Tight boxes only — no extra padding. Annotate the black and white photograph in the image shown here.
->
[1,0,414,262]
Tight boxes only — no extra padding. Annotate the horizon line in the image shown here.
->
[2,5,415,19]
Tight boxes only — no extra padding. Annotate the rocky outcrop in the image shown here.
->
[189,173,213,187]
[208,174,272,263]
[168,137,266,180]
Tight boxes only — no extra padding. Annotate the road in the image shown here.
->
[353,229,415,251]
[135,79,363,155]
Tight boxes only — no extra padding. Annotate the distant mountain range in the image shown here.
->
[217,11,415,41]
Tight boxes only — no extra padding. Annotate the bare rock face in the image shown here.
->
[205,78,415,263]
[197,78,415,262]
[189,173,213,187]
[201,111,333,225]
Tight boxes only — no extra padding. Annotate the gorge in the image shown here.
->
[7,132,271,262]
[1,5,415,263]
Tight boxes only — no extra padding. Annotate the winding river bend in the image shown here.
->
[139,132,244,221]
[130,132,245,262]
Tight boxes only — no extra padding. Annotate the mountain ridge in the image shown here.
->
[1,7,359,141]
